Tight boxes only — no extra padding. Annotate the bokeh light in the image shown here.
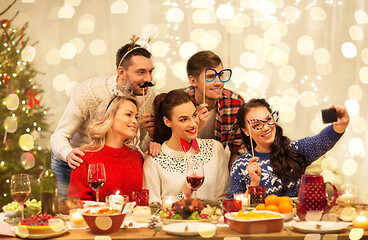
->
[60,43,77,59]
[151,41,169,57]
[348,85,363,101]
[166,8,184,23]
[192,10,212,24]
[153,62,167,79]
[361,48,368,64]
[4,116,18,133]
[231,67,247,86]
[70,38,85,54]
[6,94,20,111]
[282,6,300,21]
[278,65,295,82]
[89,39,107,55]
[259,1,276,15]
[349,25,364,40]
[64,0,81,6]
[216,3,234,19]
[310,7,327,21]
[58,5,74,19]
[21,152,35,170]
[315,62,332,76]
[264,28,281,45]
[348,138,364,155]
[190,28,206,43]
[141,24,159,39]
[191,0,212,9]
[350,116,366,134]
[300,90,316,107]
[354,10,368,24]
[172,61,187,81]
[53,74,70,92]
[314,48,330,64]
[244,34,259,50]
[358,66,368,84]
[342,159,358,176]
[345,99,359,116]
[179,42,198,60]
[46,49,61,65]
[66,81,79,97]
[19,134,34,151]
[110,0,128,14]
[341,42,357,58]
[21,46,36,62]
[78,14,95,34]
[297,36,315,55]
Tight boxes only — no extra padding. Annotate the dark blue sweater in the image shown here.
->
[229,125,343,198]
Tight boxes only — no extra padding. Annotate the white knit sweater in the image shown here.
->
[143,139,229,203]
[50,74,156,162]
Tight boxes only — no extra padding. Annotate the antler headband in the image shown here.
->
[117,34,152,68]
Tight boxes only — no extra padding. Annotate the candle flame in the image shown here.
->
[115,190,120,195]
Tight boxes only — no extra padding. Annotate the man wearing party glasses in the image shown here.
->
[50,36,159,198]
[185,50,245,170]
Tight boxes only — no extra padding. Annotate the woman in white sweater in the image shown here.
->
[143,89,229,203]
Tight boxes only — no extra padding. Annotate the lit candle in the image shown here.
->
[162,196,179,210]
[107,191,128,211]
[234,193,250,209]
[132,206,151,223]
[339,193,356,204]
[353,211,368,229]
[69,209,87,228]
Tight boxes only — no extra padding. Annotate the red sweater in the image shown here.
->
[68,145,143,202]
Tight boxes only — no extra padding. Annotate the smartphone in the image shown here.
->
[321,108,337,124]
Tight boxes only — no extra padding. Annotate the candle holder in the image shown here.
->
[132,206,151,223]
[352,210,368,230]
[234,193,250,210]
[339,183,357,205]
[106,194,129,211]
[69,209,87,228]
[161,196,179,210]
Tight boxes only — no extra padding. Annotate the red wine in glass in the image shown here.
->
[186,159,204,199]
[11,174,31,219]
[12,192,30,204]
[88,163,106,202]
[88,179,106,191]
[186,176,204,190]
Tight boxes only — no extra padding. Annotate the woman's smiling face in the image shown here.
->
[243,106,277,153]
[164,101,199,142]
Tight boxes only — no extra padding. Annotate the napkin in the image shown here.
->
[0,222,15,237]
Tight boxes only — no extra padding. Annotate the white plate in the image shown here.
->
[284,212,295,221]
[163,222,216,236]
[292,221,348,233]
[161,218,218,225]
[14,227,68,239]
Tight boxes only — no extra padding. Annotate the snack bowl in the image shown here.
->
[225,210,285,234]
[82,208,126,234]
[2,206,20,217]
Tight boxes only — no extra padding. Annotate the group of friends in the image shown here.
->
[50,36,350,203]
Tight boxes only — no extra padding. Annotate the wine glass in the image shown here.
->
[11,174,31,219]
[88,163,106,202]
[186,159,204,199]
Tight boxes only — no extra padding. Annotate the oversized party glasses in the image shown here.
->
[205,68,232,82]
[247,110,279,130]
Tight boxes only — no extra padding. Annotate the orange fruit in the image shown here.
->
[279,196,292,205]
[256,203,266,211]
[278,201,293,214]
[265,194,280,206]
[265,204,279,213]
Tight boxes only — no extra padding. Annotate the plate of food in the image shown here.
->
[159,198,221,224]
[14,213,68,239]
[162,222,216,236]
[292,221,348,233]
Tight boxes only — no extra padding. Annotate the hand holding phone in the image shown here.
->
[321,108,337,124]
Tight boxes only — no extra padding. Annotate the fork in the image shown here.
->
[152,223,162,237]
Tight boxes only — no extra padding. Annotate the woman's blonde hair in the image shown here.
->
[81,95,139,152]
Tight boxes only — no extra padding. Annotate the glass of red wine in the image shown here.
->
[186,159,204,199]
[88,163,106,202]
[11,174,31,219]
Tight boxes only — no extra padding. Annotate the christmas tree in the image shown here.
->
[0,0,49,208]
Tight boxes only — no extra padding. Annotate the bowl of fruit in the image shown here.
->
[3,199,41,217]
[255,195,295,221]
[82,207,126,234]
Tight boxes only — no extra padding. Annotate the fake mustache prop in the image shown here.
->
[139,81,155,114]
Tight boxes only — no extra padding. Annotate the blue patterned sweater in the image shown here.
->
[229,125,343,198]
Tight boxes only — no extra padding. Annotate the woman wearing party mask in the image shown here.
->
[229,98,349,198]
[68,95,143,201]
[143,89,229,203]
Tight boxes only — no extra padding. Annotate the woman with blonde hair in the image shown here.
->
[68,95,143,201]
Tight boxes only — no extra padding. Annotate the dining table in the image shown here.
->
[1,219,367,240]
